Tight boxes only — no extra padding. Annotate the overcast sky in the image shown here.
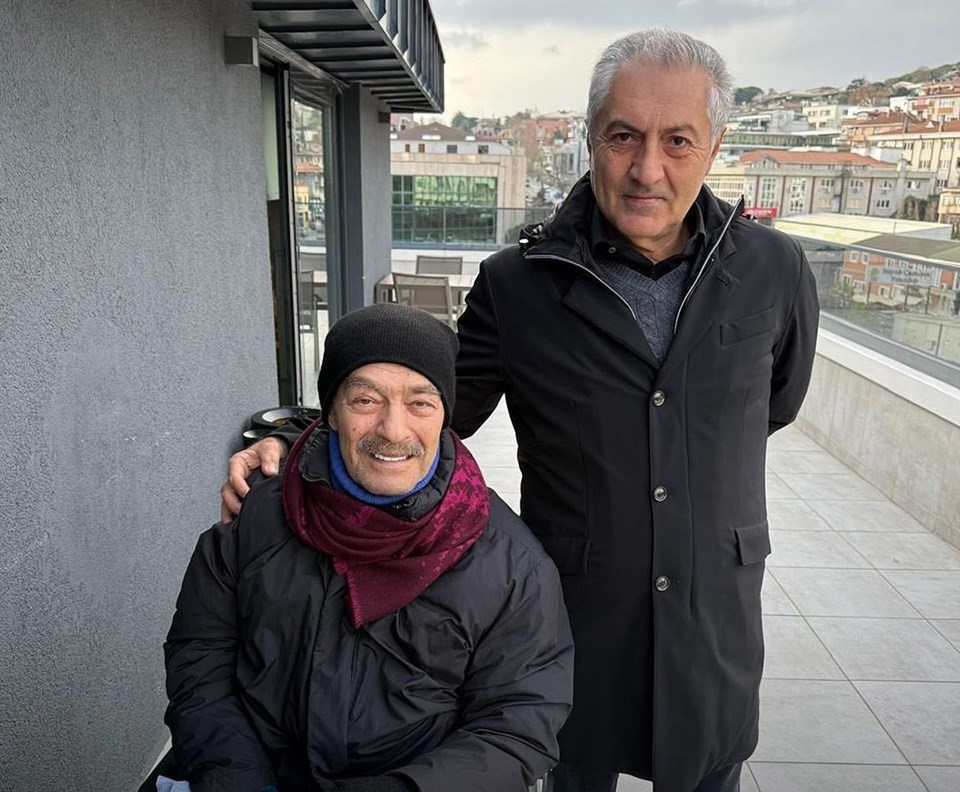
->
[424,0,960,120]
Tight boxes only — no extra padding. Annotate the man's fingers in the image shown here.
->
[259,438,287,476]
[220,482,243,519]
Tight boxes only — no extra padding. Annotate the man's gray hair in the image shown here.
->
[586,29,734,141]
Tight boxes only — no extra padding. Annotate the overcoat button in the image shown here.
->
[653,486,668,502]
[651,390,665,407]
[655,575,671,592]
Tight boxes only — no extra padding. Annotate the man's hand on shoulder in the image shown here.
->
[220,436,288,522]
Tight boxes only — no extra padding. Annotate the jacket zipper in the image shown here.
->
[524,253,639,321]
[673,196,744,333]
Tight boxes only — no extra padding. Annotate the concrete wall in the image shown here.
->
[796,331,960,549]
[0,1,277,788]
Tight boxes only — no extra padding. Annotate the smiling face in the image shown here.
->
[327,362,444,496]
[589,61,724,262]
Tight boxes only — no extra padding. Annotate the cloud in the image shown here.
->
[427,0,960,118]
[441,29,489,51]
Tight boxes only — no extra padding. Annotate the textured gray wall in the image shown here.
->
[0,1,277,788]
[340,86,393,308]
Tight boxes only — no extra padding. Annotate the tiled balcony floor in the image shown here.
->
[462,405,960,792]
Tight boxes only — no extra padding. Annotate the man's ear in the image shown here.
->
[326,406,338,431]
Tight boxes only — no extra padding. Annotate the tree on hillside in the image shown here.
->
[450,111,478,134]
[734,86,763,105]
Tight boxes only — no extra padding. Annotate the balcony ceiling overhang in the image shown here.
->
[252,0,444,112]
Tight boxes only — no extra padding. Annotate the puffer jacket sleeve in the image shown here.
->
[453,260,507,439]
[164,521,278,792]
[769,239,820,434]
[390,553,575,792]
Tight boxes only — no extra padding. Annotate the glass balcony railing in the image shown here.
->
[295,201,555,251]
[794,237,960,387]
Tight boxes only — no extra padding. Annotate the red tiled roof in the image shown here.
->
[740,150,891,167]
[871,119,960,136]
[840,113,916,128]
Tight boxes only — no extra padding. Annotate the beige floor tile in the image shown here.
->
[809,499,926,533]
[754,679,905,763]
[749,763,925,792]
[762,615,845,680]
[773,568,919,617]
[761,572,799,615]
[855,681,960,764]
[915,766,960,792]
[778,473,885,501]
[766,498,831,531]
[881,570,960,619]
[767,530,870,569]
[840,531,960,571]
[808,616,960,681]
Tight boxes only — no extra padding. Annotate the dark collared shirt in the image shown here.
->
[590,202,706,279]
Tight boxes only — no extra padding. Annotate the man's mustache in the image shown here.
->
[356,436,426,458]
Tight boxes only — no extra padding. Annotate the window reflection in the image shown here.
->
[293,99,329,407]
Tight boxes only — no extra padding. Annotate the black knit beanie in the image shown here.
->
[317,303,459,427]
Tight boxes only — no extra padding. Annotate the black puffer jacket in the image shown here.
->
[165,437,574,792]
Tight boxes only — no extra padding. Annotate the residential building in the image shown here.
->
[802,103,882,130]
[895,81,960,122]
[0,1,444,788]
[390,122,526,245]
[938,187,960,237]
[840,112,919,147]
[867,119,960,193]
[706,150,934,219]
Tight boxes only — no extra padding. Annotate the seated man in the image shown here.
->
[164,303,574,792]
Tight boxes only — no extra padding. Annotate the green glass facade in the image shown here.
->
[392,174,498,244]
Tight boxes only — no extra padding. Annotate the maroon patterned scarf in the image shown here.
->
[281,420,489,627]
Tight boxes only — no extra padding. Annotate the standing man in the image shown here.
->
[225,29,819,792]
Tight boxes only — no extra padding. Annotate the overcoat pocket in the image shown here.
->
[720,306,776,346]
[735,521,771,565]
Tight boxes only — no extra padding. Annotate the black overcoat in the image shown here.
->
[452,178,819,791]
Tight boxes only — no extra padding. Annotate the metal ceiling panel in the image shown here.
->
[252,0,444,111]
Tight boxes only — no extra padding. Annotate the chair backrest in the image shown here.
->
[392,273,455,327]
[415,254,463,275]
[301,251,327,272]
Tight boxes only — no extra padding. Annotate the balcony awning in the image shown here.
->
[252,0,444,112]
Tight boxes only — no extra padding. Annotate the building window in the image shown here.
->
[788,178,808,214]
[417,143,426,153]
[876,199,891,208]
[878,180,893,193]
[849,178,864,193]
[850,251,860,262]
[759,177,778,208]
[478,144,489,155]
[404,143,411,153]
[446,144,458,154]
[937,178,948,189]
[906,179,922,190]
[820,178,835,193]
[391,175,499,244]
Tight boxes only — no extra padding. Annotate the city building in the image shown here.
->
[390,122,526,246]
[706,150,934,219]
[867,119,960,193]
[891,81,960,122]
[0,1,444,788]
[938,187,960,236]
[839,112,919,147]
[802,102,883,129]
